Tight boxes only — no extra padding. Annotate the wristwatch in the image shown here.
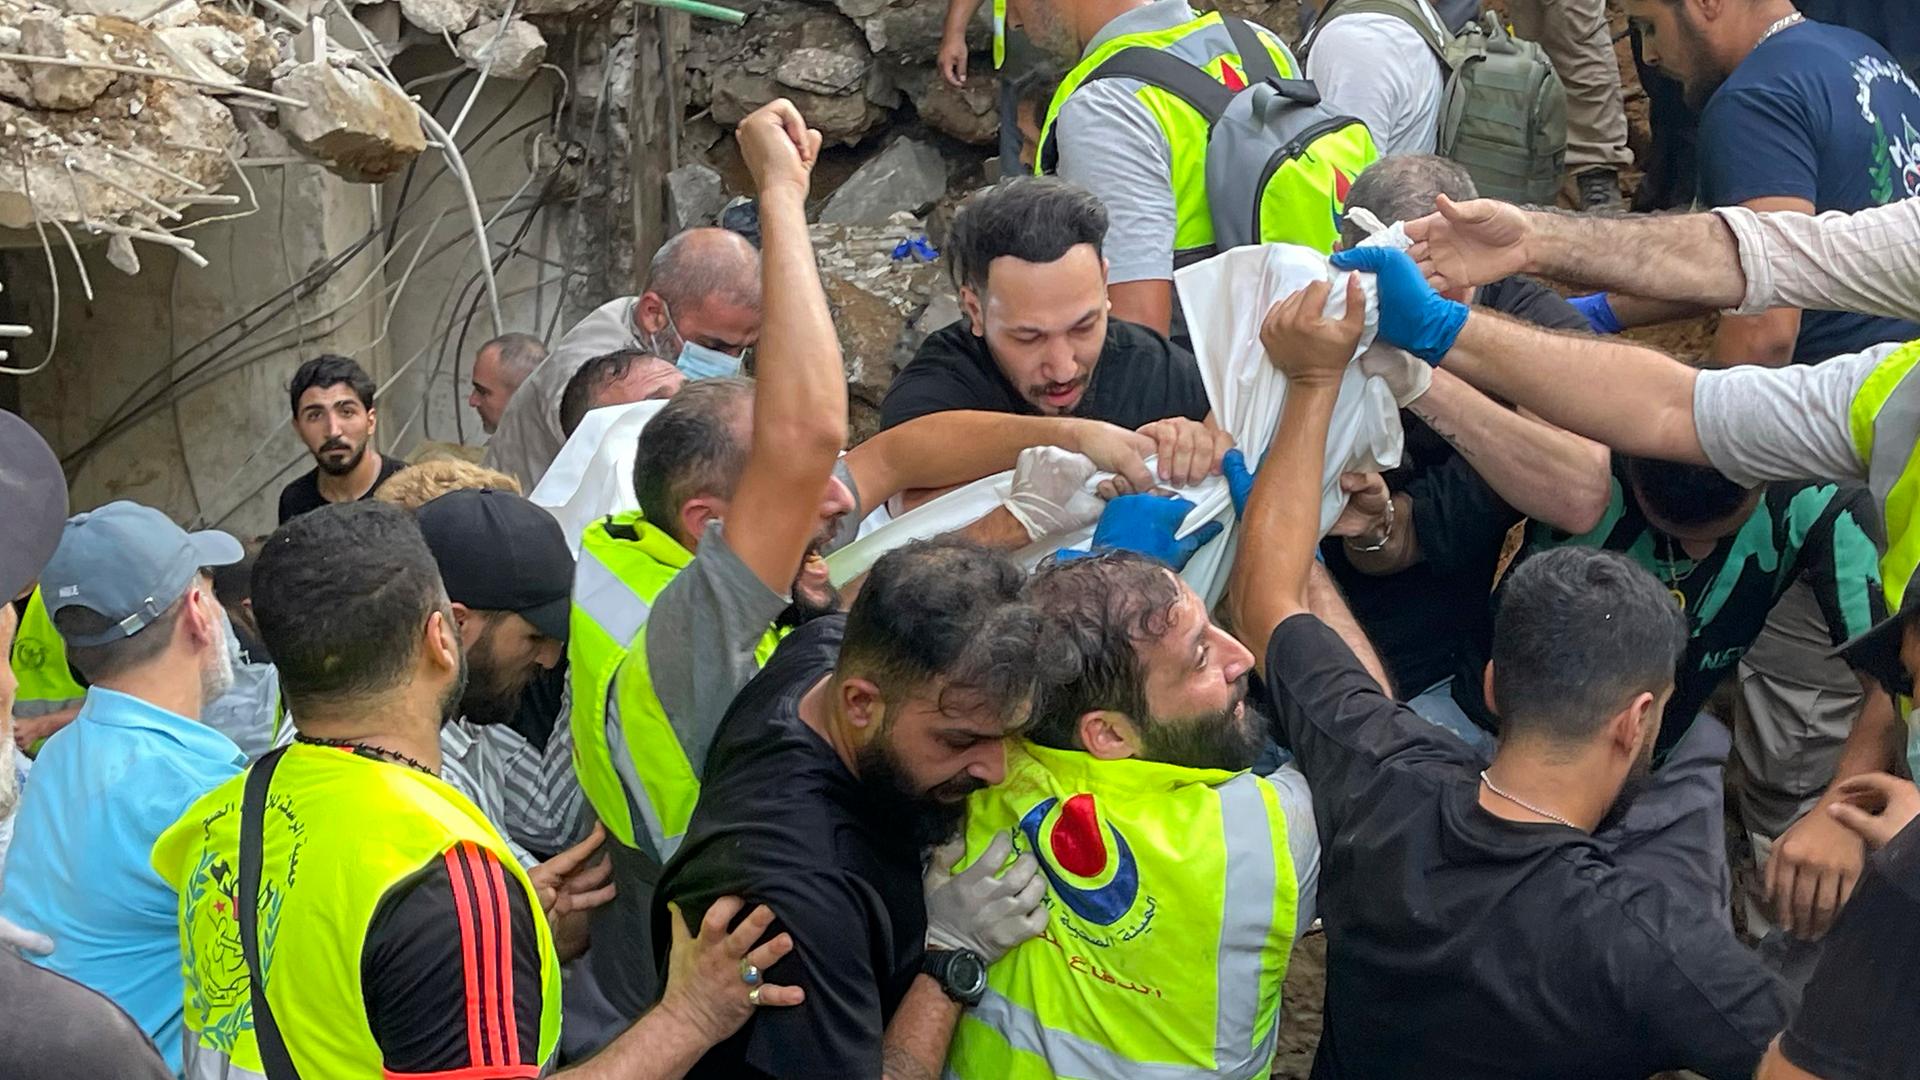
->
[922,947,988,1007]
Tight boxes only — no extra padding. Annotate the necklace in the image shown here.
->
[1757,11,1803,47]
[294,733,433,776]
[1480,771,1578,829]
[1656,534,1696,613]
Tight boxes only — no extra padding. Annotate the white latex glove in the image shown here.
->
[1357,342,1432,407]
[924,832,1048,964]
[1003,446,1107,541]
[0,914,52,956]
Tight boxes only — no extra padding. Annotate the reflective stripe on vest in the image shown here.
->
[1036,12,1298,261]
[1846,338,1920,781]
[569,512,677,849]
[153,744,561,1077]
[993,0,1006,68]
[9,586,86,719]
[945,743,1297,1079]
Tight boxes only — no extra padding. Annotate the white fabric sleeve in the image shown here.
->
[1691,345,1889,488]
[1264,763,1321,939]
[1714,200,1920,322]
[1304,15,1442,157]
[1054,83,1178,283]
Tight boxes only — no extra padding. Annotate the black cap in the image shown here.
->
[1833,584,1918,698]
[416,489,573,642]
[0,412,69,603]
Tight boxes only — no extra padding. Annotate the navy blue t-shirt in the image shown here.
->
[1696,19,1920,363]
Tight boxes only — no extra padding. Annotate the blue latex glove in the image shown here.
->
[1327,246,1468,364]
[1067,493,1225,571]
[1567,292,1623,334]
[1222,449,1254,518]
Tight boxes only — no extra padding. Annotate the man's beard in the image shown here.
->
[1596,729,1659,833]
[1673,16,1728,110]
[315,436,367,477]
[457,620,535,726]
[1134,678,1264,771]
[778,535,843,629]
[439,645,471,728]
[855,734,980,851]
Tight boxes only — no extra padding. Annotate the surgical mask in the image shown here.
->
[656,301,749,380]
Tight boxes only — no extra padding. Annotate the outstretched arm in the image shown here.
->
[1226,278,1368,677]
[844,412,1157,508]
[721,100,848,596]
[1407,368,1611,534]
[1405,196,1747,306]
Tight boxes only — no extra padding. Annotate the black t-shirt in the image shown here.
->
[362,840,547,1076]
[653,615,927,1079]
[276,453,407,523]
[1262,614,1789,1080]
[879,318,1212,432]
[0,950,172,1080]
[1454,466,1887,762]
[1781,812,1920,1079]
[1322,275,1589,694]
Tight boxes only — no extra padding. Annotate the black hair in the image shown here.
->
[1491,547,1689,747]
[288,354,376,417]
[838,538,1077,725]
[1011,64,1064,124]
[251,501,449,706]
[1339,154,1478,249]
[632,377,754,543]
[1624,456,1755,529]
[946,176,1109,296]
[1020,551,1183,750]
[559,348,664,437]
[55,594,186,683]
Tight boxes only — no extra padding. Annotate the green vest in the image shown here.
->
[153,743,561,1076]
[9,586,86,719]
[1845,338,1920,778]
[946,742,1298,1079]
[568,511,782,856]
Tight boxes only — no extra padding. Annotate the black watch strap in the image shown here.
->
[922,948,987,1007]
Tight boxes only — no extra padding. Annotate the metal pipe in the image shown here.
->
[0,51,310,107]
[635,0,745,24]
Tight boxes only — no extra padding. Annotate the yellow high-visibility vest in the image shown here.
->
[946,741,1299,1079]
[1846,338,1920,778]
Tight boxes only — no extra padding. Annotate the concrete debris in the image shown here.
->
[398,0,478,35]
[18,11,118,110]
[906,70,998,145]
[105,230,137,274]
[273,60,426,183]
[666,162,725,232]
[686,0,888,146]
[833,0,983,63]
[456,18,545,81]
[811,219,950,441]
[153,25,249,89]
[818,137,947,225]
[774,47,867,98]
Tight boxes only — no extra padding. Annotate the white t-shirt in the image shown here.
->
[1306,10,1446,157]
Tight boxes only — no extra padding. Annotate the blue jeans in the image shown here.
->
[1407,678,1499,759]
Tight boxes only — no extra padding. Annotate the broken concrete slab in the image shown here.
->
[907,70,998,145]
[18,11,117,111]
[666,162,725,232]
[273,60,426,183]
[687,0,888,146]
[456,17,544,80]
[819,137,947,225]
[774,46,866,97]
[832,0,986,62]
[398,0,477,35]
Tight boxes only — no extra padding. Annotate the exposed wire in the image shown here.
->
[445,0,521,142]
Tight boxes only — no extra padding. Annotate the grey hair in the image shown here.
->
[645,228,761,313]
[1339,154,1479,248]
[479,332,548,380]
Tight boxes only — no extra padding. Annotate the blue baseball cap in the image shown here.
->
[39,501,245,647]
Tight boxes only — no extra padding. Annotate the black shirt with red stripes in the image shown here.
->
[361,840,547,1077]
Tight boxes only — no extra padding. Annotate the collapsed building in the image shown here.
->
[0,0,1301,535]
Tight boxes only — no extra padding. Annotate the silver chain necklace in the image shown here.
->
[1757,11,1804,47]
[1480,771,1578,829]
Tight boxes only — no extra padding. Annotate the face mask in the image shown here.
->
[656,301,747,380]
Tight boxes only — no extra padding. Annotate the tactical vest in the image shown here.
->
[1845,338,1920,778]
[945,742,1299,1079]
[568,511,782,856]
[9,586,86,720]
[1038,12,1374,262]
[152,743,561,1077]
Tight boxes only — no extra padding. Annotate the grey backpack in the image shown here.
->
[1304,0,1567,204]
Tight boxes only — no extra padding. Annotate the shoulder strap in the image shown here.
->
[1219,14,1281,84]
[241,747,302,1080]
[1081,45,1235,121]
[1307,0,1450,63]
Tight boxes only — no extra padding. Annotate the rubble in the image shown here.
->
[819,136,947,225]
[397,0,477,35]
[810,219,952,441]
[17,11,118,110]
[666,162,725,232]
[903,70,999,145]
[273,60,426,183]
[685,0,890,146]
[456,18,545,80]
[832,0,980,62]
